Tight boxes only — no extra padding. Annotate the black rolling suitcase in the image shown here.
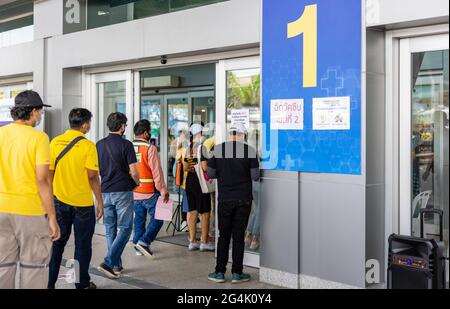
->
[388,208,447,289]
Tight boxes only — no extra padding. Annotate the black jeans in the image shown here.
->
[215,200,252,275]
[48,198,95,289]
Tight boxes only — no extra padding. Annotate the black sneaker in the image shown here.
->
[113,266,124,275]
[83,282,97,289]
[135,243,154,258]
[97,263,119,279]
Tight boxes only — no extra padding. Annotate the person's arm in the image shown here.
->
[207,155,218,179]
[251,167,260,182]
[129,163,140,186]
[200,145,209,172]
[36,165,60,241]
[148,146,169,203]
[126,141,139,185]
[250,147,260,182]
[87,169,103,221]
[183,148,190,172]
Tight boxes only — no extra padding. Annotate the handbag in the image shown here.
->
[195,145,215,194]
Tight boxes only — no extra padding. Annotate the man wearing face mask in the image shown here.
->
[132,120,169,258]
[0,90,60,289]
[96,112,139,279]
[47,108,103,289]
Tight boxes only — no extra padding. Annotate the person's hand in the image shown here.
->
[48,216,61,242]
[163,192,170,203]
[96,202,104,222]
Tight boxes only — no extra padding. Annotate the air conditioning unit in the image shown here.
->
[142,76,180,88]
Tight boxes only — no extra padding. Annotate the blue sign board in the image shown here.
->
[262,0,362,175]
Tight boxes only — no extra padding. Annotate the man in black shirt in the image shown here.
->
[207,124,260,284]
[96,112,140,279]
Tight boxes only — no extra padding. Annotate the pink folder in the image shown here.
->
[155,197,174,221]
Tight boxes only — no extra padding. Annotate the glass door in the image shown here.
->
[399,34,449,281]
[217,56,261,268]
[166,94,190,196]
[0,82,34,128]
[90,71,133,141]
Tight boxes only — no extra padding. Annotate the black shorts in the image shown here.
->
[185,173,211,214]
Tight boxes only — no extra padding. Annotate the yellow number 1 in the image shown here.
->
[287,4,318,88]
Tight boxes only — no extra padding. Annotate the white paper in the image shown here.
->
[270,99,304,130]
[0,98,14,123]
[313,96,351,130]
[231,109,250,129]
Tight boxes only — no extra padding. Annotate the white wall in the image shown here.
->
[366,0,449,27]
[0,40,38,77]
[34,0,63,40]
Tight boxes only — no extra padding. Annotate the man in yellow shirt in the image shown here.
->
[0,90,60,289]
[47,108,103,290]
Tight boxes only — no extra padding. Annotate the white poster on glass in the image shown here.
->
[270,99,304,130]
[231,109,250,129]
[313,96,351,130]
[0,98,14,127]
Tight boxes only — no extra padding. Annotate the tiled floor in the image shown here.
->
[56,234,279,289]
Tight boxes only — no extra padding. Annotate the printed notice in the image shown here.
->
[0,98,14,127]
[270,99,304,130]
[231,109,250,129]
[313,96,351,130]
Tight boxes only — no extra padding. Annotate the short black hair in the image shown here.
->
[10,106,42,121]
[134,119,151,136]
[107,112,127,132]
[69,108,92,129]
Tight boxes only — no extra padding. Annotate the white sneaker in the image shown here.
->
[200,242,215,252]
[188,242,200,251]
[135,248,143,256]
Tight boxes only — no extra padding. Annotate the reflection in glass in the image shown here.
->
[226,68,261,254]
[141,96,162,151]
[68,0,228,34]
[167,97,189,194]
[410,50,449,254]
[98,80,126,138]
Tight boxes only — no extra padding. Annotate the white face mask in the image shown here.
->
[34,112,42,128]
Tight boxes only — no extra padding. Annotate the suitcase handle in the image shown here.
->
[420,208,444,241]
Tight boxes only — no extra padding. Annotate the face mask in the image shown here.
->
[34,113,42,127]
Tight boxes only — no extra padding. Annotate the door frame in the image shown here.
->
[87,71,134,141]
[135,85,215,199]
[216,56,261,268]
[385,24,449,275]
[398,34,449,235]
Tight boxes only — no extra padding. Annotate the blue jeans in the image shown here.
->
[48,198,95,289]
[103,191,134,268]
[133,193,163,246]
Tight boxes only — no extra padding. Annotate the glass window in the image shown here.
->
[141,96,162,151]
[410,50,449,252]
[0,0,34,48]
[97,80,127,138]
[226,68,261,254]
[64,0,228,34]
[167,97,189,194]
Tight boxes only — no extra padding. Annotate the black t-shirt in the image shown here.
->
[208,141,259,202]
[96,134,137,193]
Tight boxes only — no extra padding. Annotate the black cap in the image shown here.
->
[14,90,51,108]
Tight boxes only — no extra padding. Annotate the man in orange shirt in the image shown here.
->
[132,120,170,258]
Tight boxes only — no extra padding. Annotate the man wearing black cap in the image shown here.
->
[0,90,60,289]
[207,123,260,284]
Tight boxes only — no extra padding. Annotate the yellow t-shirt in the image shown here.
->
[50,130,99,207]
[203,136,216,152]
[0,123,50,216]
